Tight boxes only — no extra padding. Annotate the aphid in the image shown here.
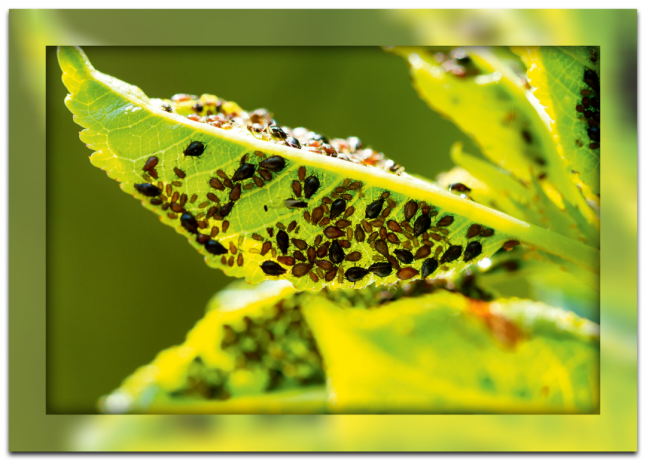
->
[480,227,494,237]
[261,241,272,256]
[167,212,178,219]
[329,240,345,264]
[369,262,392,278]
[394,249,414,264]
[437,215,454,227]
[348,181,363,190]
[467,224,482,239]
[420,258,438,279]
[587,127,600,142]
[315,260,334,271]
[170,203,184,213]
[207,193,219,203]
[143,156,159,171]
[584,69,600,92]
[367,232,379,244]
[440,245,463,264]
[288,220,297,232]
[371,219,384,228]
[180,212,199,234]
[324,226,345,239]
[222,221,230,233]
[134,183,162,197]
[397,267,419,280]
[196,233,211,245]
[355,225,366,243]
[161,103,172,112]
[292,239,308,250]
[375,239,389,257]
[365,198,384,219]
[270,125,288,140]
[260,261,287,276]
[161,203,170,211]
[388,256,401,271]
[150,198,162,206]
[309,271,319,283]
[329,199,346,220]
[346,228,353,240]
[422,206,431,214]
[285,198,308,209]
[336,219,351,229]
[339,240,351,249]
[413,214,431,236]
[292,181,302,197]
[590,143,600,150]
[210,177,225,190]
[259,155,286,172]
[343,206,355,219]
[171,181,183,188]
[307,246,316,263]
[237,253,244,267]
[380,227,387,241]
[252,233,264,242]
[276,230,289,254]
[172,167,186,179]
[325,267,338,282]
[387,220,403,233]
[311,207,324,225]
[229,184,242,201]
[285,137,301,149]
[220,202,235,217]
[253,176,265,188]
[463,241,482,262]
[314,235,323,246]
[277,256,295,266]
[345,266,370,282]
[294,251,306,262]
[381,207,391,219]
[229,242,238,255]
[322,197,333,205]
[387,233,400,244]
[450,183,471,192]
[334,187,346,194]
[263,205,268,212]
[297,166,307,182]
[317,242,330,258]
[503,240,520,250]
[414,245,431,260]
[232,163,256,182]
[205,239,228,255]
[183,140,206,157]
[292,263,312,277]
[180,194,188,206]
[198,201,209,209]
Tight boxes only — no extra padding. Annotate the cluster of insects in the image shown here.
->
[161,93,406,176]
[576,63,600,150]
[431,48,481,78]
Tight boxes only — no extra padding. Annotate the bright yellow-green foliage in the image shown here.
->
[514,47,600,195]
[101,280,598,414]
[58,45,599,292]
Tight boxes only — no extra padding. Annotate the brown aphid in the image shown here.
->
[229,242,238,255]
[467,224,482,239]
[334,187,346,194]
[387,220,403,233]
[311,207,324,225]
[430,233,442,241]
[318,217,330,227]
[276,222,286,231]
[315,260,334,271]
[325,268,338,282]
[422,206,431,215]
[397,267,419,280]
[480,227,495,237]
[196,212,205,219]
[220,256,227,265]
[190,194,198,204]
[388,256,401,271]
[402,222,414,233]
[291,180,302,197]
[167,212,178,219]
[229,184,242,201]
[361,220,372,233]
[277,256,295,266]
[222,220,230,233]
[314,235,323,246]
[380,227,388,241]
[179,194,188,206]
[196,233,210,245]
[346,252,362,262]
[304,211,311,223]
[337,219,351,229]
[437,215,454,227]
[149,169,159,180]
[414,245,431,260]
[261,241,272,256]
[172,181,183,187]
[321,203,330,214]
[173,167,186,179]
[210,177,225,191]
[294,251,306,262]
[298,166,306,182]
[228,256,235,267]
[237,253,244,267]
[252,233,264,242]
[197,220,207,229]
[367,232,379,244]
[450,183,472,193]
[251,176,264,188]
[347,228,353,241]
[381,207,392,219]
[503,240,520,249]
[170,203,184,213]
[317,242,330,258]
[292,263,313,278]
[211,227,220,237]
[271,248,277,258]
[375,239,389,257]
[198,201,210,209]
[243,183,254,190]
[402,241,413,250]
[207,193,219,203]
[309,271,319,283]
[216,170,228,180]
[258,169,273,181]
[343,206,355,219]
[287,221,297,232]
[341,194,353,201]
[166,184,173,196]
[324,226,345,239]
[387,233,401,244]
[267,228,274,237]
[355,225,366,242]
[321,197,333,205]
[348,181,363,190]
[307,247,316,263]
[292,239,308,250]
[150,198,162,206]
[143,156,159,171]
[339,240,351,249]
[370,219,384,228]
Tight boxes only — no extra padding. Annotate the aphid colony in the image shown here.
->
[170,296,325,401]
[162,93,406,176]
[576,56,600,150]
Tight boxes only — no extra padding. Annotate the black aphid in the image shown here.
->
[205,240,228,255]
[260,261,287,276]
[463,241,483,262]
[421,258,439,279]
[183,140,206,157]
[303,176,320,199]
[134,183,162,197]
[369,262,393,278]
[285,137,301,149]
[329,240,345,265]
[220,202,235,217]
[365,198,384,219]
[584,69,600,92]
[285,199,308,209]
[440,245,463,264]
[329,199,346,220]
[259,155,286,172]
[345,266,370,282]
[231,163,256,182]
[277,230,290,254]
[587,127,600,142]
[143,156,159,171]
[413,214,431,236]
[180,212,199,234]
[270,125,288,140]
[394,249,414,264]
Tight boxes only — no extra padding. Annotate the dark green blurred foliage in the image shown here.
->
[46,46,477,413]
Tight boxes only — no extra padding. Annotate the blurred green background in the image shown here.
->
[46,46,478,413]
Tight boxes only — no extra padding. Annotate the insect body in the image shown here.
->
[183,140,206,157]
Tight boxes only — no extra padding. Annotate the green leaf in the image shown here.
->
[390,46,598,229]
[514,47,600,195]
[303,290,599,413]
[58,46,599,288]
